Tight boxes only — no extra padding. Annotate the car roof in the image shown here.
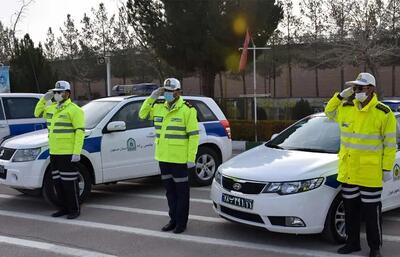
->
[381,99,400,103]
[0,93,43,97]
[93,95,213,102]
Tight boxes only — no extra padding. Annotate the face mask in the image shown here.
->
[164,92,175,102]
[54,93,64,103]
[355,92,368,102]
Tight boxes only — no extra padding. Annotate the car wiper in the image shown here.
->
[286,147,335,153]
[265,143,284,149]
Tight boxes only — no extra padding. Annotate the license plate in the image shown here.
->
[222,193,253,209]
[0,165,6,179]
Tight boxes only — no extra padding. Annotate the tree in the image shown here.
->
[58,14,79,59]
[10,34,57,93]
[279,0,301,97]
[383,0,400,96]
[325,0,356,90]
[126,0,283,98]
[299,0,327,97]
[44,27,58,60]
[91,3,116,55]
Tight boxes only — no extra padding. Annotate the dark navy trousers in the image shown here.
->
[159,161,190,228]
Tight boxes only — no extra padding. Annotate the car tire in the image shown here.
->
[42,162,92,207]
[323,194,346,244]
[15,188,42,197]
[190,146,221,186]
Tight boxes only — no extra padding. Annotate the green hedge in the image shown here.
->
[229,120,295,141]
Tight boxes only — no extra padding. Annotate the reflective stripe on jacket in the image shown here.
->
[325,93,397,187]
[34,97,85,155]
[139,96,200,164]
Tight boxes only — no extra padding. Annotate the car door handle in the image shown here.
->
[0,125,7,128]
[147,133,156,138]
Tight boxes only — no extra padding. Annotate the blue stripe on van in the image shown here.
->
[203,122,227,137]
[9,123,47,136]
[37,136,102,160]
[324,174,340,189]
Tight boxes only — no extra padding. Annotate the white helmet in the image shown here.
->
[163,78,181,91]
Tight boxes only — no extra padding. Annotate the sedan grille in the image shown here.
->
[222,176,266,194]
[0,147,16,160]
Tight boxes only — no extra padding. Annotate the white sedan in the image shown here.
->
[211,113,400,243]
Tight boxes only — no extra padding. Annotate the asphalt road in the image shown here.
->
[0,177,400,257]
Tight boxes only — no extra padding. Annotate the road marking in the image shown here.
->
[86,203,224,223]
[191,187,211,192]
[0,193,221,222]
[0,209,362,257]
[0,234,116,257]
[117,181,211,192]
[91,190,213,204]
[384,216,400,222]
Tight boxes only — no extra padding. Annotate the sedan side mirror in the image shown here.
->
[107,121,126,132]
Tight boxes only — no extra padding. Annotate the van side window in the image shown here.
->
[190,100,218,122]
[110,101,153,130]
[396,116,400,149]
[0,99,5,120]
[3,97,39,119]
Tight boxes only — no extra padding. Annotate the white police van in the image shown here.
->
[0,93,45,143]
[0,95,232,204]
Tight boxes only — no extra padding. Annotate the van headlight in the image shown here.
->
[214,170,222,184]
[12,148,41,162]
[262,178,324,195]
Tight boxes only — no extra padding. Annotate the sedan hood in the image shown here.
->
[220,144,338,182]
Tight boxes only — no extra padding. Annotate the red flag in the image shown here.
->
[239,29,251,72]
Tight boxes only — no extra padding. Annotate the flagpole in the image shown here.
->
[252,40,257,142]
[239,46,271,142]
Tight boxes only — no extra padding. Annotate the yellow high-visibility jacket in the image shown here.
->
[325,93,397,187]
[34,98,85,155]
[139,96,199,164]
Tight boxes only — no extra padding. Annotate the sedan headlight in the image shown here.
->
[12,148,41,162]
[214,170,222,184]
[262,177,324,195]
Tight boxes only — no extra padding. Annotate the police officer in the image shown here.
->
[34,81,85,219]
[325,73,397,257]
[139,78,199,234]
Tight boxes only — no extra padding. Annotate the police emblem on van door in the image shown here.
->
[127,138,136,151]
[394,164,400,181]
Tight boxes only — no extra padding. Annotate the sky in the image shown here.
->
[0,0,122,44]
[0,0,301,45]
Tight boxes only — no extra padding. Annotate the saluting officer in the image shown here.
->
[35,81,85,219]
[139,78,199,234]
[325,73,397,257]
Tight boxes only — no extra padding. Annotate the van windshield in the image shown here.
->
[82,101,119,129]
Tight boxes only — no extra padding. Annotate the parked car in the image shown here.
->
[381,99,400,112]
[0,93,45,143]
[0,95,232,204]
[211,112,400,243]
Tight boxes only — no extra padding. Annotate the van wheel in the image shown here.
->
[323,195,346,244]
[191,146,221,186]
[42,162,92,207]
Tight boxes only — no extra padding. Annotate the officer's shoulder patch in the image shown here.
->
[184,101,194,108]
[153,99,165,106]
[376,103,390,114]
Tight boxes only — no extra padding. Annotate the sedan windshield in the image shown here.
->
[82,101,119,129]
[266,115,340,153]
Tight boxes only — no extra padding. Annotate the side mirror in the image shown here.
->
[271,133,278,140]
[107,121,126,132]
